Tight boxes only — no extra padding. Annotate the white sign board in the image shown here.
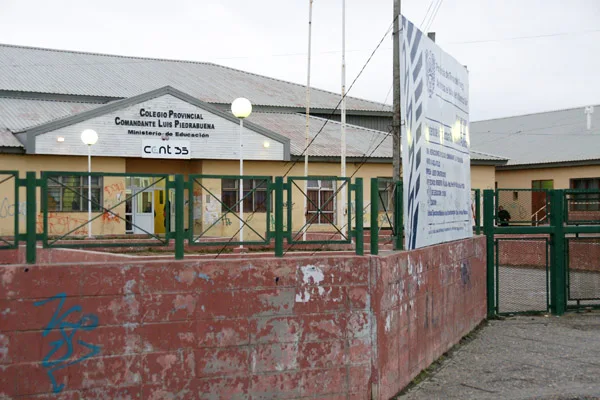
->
[400,15,472,250]
[142,139,191,159]
[35,94,285,161]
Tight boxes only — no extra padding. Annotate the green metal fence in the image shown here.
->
[1,172,380,262]
[187,174,273,247]
[485,188,600,317]
[495,188,552,226]
[0,171,19,249]
[369,178,403,254]
[40,171,172,249]
[471,188,481,235]
[285,176,352,245]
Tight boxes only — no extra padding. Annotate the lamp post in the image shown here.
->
[231,98,252,247]
[81,129,98,239]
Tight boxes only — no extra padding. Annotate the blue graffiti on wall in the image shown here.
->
[34,293,101,393]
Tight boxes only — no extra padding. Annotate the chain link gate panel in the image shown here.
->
[566,238,600,308]
[564,190,600,310]
[495,237,549,314]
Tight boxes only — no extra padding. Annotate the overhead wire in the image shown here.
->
[419,0,436,29]
[423,0,444,32]
[281,14,398,177]
[211,14,399,259]
[283,124,395,256]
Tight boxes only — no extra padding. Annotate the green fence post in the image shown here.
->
[174,174,185,260]
[274,177,284,257]
[483,189,495,317]
[354,178,364,256]
[394,181,404,251]
[550,189,566,316]
[475,188,481,235]
[26,171,37,264]
[12,172,19,249]
[370,178,379,255]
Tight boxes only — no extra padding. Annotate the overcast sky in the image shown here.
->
[1,0,599,121]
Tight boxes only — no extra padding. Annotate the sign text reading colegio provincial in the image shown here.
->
[115,108,215,138]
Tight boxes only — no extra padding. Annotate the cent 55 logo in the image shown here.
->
[143,144,189,155]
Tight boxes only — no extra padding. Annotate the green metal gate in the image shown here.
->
[564,189,600,310]
[485,188,600,317]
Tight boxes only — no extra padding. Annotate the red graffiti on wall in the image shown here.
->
[36,211,122,236]
[104,182,125,197]
[102,210,120,223]
[37,213,89,236]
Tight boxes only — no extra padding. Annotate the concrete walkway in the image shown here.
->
[398,311,600,400]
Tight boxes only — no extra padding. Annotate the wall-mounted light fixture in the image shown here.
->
[263,141,270,148]
[57,136,65,142]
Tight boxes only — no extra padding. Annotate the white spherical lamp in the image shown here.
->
[81,129,98,145]
[231,98,252,119]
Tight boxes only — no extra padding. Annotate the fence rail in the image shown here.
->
[2,172,394,263]
[0,170,19,249]
[39,171,172,249]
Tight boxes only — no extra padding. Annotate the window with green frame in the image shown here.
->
[47,176,103,212]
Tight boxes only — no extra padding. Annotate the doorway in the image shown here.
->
[532,180,553,224]
[134,190,154,234]
[124,177,168,235]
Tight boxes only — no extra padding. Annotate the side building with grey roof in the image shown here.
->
[471,104,600,223]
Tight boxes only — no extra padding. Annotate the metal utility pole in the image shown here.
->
[341,0,347,236]
[303,0,314,241]
[392,0,401,181]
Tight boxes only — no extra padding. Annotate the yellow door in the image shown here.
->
[154,190,166,234]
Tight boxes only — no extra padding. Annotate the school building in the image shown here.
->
[471,104,600,223]
[0,43,506,238]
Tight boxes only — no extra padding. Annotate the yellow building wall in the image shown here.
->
[495,165,600,222]
[199,161,496,240]
[0,153,498,241]
[496,165,600,189]
[471,165,496,190]
[198,160,389,240]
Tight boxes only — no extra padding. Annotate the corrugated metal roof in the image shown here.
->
[470,150,507,162]
[248,112,392,158]
[249,112,504,162]
[0,96,507,163]
[0,43,391,112]
[0,128,22,147]
[471,105,600,166]
[0,97,105,132]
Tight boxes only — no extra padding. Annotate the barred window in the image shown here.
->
[570,178,600,211]
[306,179,336,224]
[47,176,103,212]
[221,179,268,212]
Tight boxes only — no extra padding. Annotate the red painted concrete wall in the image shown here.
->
[371,238,487,399]
[497,238,600,272]
[0,236,486,399]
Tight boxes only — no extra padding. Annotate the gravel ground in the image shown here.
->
[398,311,600,400]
